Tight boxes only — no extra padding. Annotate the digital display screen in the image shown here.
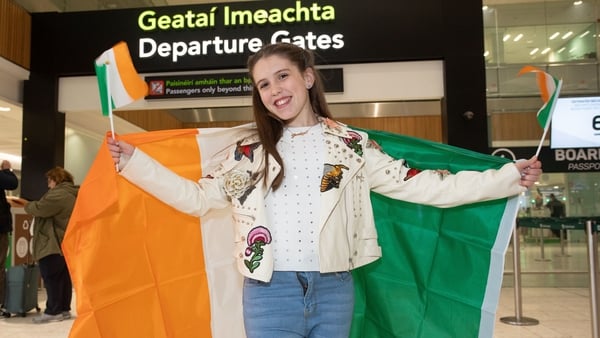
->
[551,96,600,148]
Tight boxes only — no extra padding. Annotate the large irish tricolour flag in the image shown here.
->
[62,125,518,338]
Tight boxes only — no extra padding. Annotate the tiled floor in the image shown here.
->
[0,235,597,338]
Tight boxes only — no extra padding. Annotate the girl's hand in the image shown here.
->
[515,156,542,188]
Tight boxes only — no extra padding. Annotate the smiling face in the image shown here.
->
[251,54,316,127]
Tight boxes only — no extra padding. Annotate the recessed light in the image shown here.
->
[0,107,10,112]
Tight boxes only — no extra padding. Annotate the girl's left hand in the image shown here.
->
[516,156,542,188]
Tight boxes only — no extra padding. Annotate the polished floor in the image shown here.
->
[0,233,597,338]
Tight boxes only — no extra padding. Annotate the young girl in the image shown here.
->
[107,42,541,338]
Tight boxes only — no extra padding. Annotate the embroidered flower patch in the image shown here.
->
[342,131,363,156]
[223,170,255,204]
[244,226,272,273]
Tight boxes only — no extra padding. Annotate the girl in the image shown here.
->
[107,42,541,338]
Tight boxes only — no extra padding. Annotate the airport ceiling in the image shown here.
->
[12,0,255,13]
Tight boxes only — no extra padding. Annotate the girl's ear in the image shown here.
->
[304,67,315,89]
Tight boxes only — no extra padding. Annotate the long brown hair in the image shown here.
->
[247,43,333,189]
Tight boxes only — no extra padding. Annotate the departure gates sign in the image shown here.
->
[135,1,343,63]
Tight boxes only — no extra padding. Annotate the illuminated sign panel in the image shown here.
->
[135,1,344,63]
[145,68,343,99]
[35,0,446,74]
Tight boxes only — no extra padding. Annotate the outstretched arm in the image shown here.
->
[105,134,229,216]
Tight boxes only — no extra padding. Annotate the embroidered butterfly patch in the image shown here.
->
[234,141,260,162]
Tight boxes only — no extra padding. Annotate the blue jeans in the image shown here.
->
[243,271,354,338]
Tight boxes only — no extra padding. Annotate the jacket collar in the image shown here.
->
[320,117,354,139]
[235,117,354,145]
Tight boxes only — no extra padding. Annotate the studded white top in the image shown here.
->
[264,124,323,271]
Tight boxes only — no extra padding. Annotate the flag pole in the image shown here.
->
[534,125,548,158]
[105,63,119,171]
[105,63,116,140]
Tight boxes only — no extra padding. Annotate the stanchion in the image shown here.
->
[500,225,539,326]
[556,228,571,257]
[586,220,599,338]
[535,226,551,262]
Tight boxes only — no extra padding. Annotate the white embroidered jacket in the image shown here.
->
[119,119,525,282]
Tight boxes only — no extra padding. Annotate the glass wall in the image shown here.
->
[483,0,598,65]
[484,0,599,98]
[484,1,599,287]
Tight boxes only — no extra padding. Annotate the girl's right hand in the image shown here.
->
[106,135,135,166]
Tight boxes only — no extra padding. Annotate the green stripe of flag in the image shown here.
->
[351,129,517,338]
[537,77,562,131]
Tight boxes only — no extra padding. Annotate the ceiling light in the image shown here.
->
[579,31,590,38]
[484,51,490,57]
[482,5,488,10]
[558,47,566,53]
[541,48,551,54]
[574,1,583,5]
[529,48,539,55]
[513,34,523,42]
[549,32,560,40]
[562,31,573,39]
[503,34,511,42]
[0,107,10,112]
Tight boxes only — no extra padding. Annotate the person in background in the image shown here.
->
[534,191,544,209]
[24,167,78,324]
[546,193,566,238]
[0,160,18,318]
[107,43,542,338]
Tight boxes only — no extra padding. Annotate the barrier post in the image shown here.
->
[556,227,571,257]
[586,220,599,338]
[501,225,539,326]
[535,226,551,262]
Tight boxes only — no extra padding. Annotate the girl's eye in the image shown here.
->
[278,73,288,80]
[258,82,269,90]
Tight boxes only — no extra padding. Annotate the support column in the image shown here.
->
[20,73,64,200]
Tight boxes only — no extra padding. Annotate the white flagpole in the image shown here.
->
[105,63,119,171]
[534,125,548,158]
[106,63,116,140]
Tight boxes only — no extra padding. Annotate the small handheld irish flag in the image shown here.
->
[517,65,563,157]
[94,41,148,116]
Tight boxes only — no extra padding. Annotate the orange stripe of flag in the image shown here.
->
[64,128,213,338]
[517,65,552,102]
[112,41,148,101]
